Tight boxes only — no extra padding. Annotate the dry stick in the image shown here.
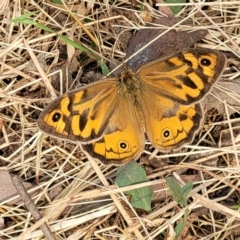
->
[82,146,146,239]
[61,0,99,46]
[150,164,240,193]
[23,39,57,99]
[11,175,56,240]
[189,0,240,54]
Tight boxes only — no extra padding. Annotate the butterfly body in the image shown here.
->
[38,48,226,164]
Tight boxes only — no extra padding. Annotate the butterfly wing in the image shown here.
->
[137,48,226,150]
[140,89,202,150]
[138,48,226,104]
[83,97,145,164]
[38,79,145,163]
[38,80,119,141]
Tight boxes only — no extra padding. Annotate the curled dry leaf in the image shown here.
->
[80,71,104,84]
[99,8,136,52]
[126,17,208,71]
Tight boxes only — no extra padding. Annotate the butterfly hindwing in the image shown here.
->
[140,88,202,150]
[83,98,145,164]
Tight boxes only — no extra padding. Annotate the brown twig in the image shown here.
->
[11,175,56,240]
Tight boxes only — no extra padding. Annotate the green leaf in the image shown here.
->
[174,221,183,239]
[11,11,37,21]
[166,177,184,203]
[166,177,192,206]
[165,0,187,14]
[116,161,153,212]
[182,181,193,200]
[84,18,93,23]
[51,0,62,4]
[231,205,240,210]
[99,60,110,75]
[166,178,192,239]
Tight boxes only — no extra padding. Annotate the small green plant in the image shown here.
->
[165,0,187,14]
[166,177,193,240]
[116,161,153,212]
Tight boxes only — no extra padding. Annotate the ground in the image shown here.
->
[1,0,240,239]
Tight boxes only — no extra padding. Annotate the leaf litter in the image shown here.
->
[0,0,240,239]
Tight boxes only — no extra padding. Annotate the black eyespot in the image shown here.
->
[163,129,171,139]
[201,58,211,66]
[52,112,61,122]
[119,141,128,150]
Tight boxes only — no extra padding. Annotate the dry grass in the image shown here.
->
[1,0,240,239]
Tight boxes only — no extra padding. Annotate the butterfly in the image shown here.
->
[37,48,226,164]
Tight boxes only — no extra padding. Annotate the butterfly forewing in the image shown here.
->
[38,80,119,142]
[137,48,226,105]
